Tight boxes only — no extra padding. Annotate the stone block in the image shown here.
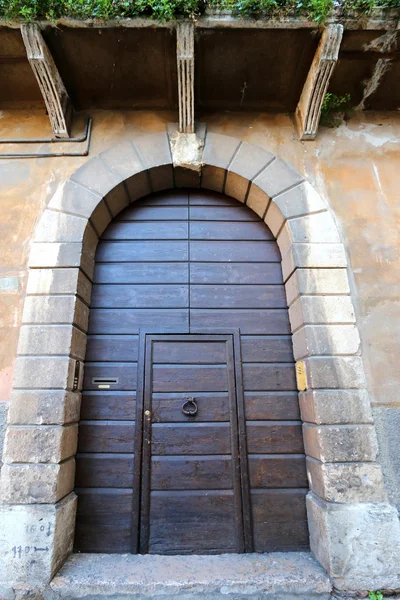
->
[372,405,400,513]
[0,402,8,466]
[34,210,88,244]
[302,356,366,389]
[299,389,373,425]
[17,325,87,360]
[71,157,123,198]
[100,140,144,182]
[103,182,130,219]
[285,268,350,306]
[277,211,340,255]
[47,180,110,238]
[133,132,174,192]
[264,200,284,236]
[307,492,400,591]
[0,459,75,503]
[0,494,77,584]
[174,165,201,188]
[26,269,92,305]
[13,357,76,391]
[289,296,355,331]
[246,186,270,219]
[28,223,98,282]
[273,181,327,219]
[202,133,241,193]
[292,324,360,359]
[8,390,81,426]
[252,157,303,199]
[282,243,347,281]
[306,458,387,503]
[303,424,378,462]
[3,424,78,464]
[22,296,89,332]
[49,552,332,599]
[124,171,152,203]
[225,142,274,202]
[147,165,174,193]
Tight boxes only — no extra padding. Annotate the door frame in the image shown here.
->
[132,328,252,554]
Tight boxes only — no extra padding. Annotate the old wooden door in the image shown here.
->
[74,189,309,554]
[136,333,248,554]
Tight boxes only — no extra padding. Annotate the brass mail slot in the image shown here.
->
[92,377,119,389]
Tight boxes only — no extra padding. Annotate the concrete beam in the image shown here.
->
[21,23,73,138]
[176,21,195,134]
[295,24,343,141]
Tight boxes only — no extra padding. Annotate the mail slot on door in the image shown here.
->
[92,377,119,389]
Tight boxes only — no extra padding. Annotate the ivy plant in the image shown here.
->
[0,0,398,22]
[320,92,352,127]
[368,592,384,600]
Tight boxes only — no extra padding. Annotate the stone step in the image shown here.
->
[49,551,332,600]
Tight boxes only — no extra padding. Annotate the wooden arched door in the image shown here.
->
[74,189,309,554]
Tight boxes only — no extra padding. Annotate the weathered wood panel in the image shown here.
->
[75,189,307,555]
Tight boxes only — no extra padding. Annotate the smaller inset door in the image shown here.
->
[133,333,250,555]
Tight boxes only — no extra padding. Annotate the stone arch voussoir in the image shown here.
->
[1,130,399,594]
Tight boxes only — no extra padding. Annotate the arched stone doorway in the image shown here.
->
[1,131,398,595]
[74,188,309,554]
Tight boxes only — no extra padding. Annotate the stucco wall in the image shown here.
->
[0,108,399,510]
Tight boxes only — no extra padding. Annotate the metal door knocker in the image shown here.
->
[182,397,198,417]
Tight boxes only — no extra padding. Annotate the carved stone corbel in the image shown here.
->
[21,23,73,138]
[176,22,195,134]
[295,24,344,141]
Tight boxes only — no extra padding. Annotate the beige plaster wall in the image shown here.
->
[0,108,399,507]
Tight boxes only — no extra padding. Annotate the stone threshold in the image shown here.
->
[49,551,332,600]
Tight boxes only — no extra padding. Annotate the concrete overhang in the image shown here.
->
[0,13,399,114]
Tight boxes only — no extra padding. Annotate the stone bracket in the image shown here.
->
[21,23,73,138]
[176,21,195,134]
[295,24,344,141]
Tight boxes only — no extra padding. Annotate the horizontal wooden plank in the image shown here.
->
[242,364,297,391]
[80,391,136,420]
[190,206,259,221]
[89,309,189,334]
[152,341,227,364]
[251,489,309,551]
[190,262,283,285]
[151,393,231,422]
[91,284,189,309]
[96,241,188,262]
[151,423,231,455]
[83,363,137,391]
[190,241,280,262]
[190,221,273,241]
[148,490,237,553]
[78,421,135,453]
[248,455,308,488]
[189,192,238,207]
[75,453,134,488]
[190,309,290,334]
[151,456,233,490]
[190,285,287,309]
[103,221,188,240]
[94,263,188,284]
[137,190,189,206]
[85,336,139,362]
[244,392,300,421]
[75,488,133,553]
[152,364,228,392]
[241,336,294,363]
[246,422,304,454]
[116,205,189,221]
